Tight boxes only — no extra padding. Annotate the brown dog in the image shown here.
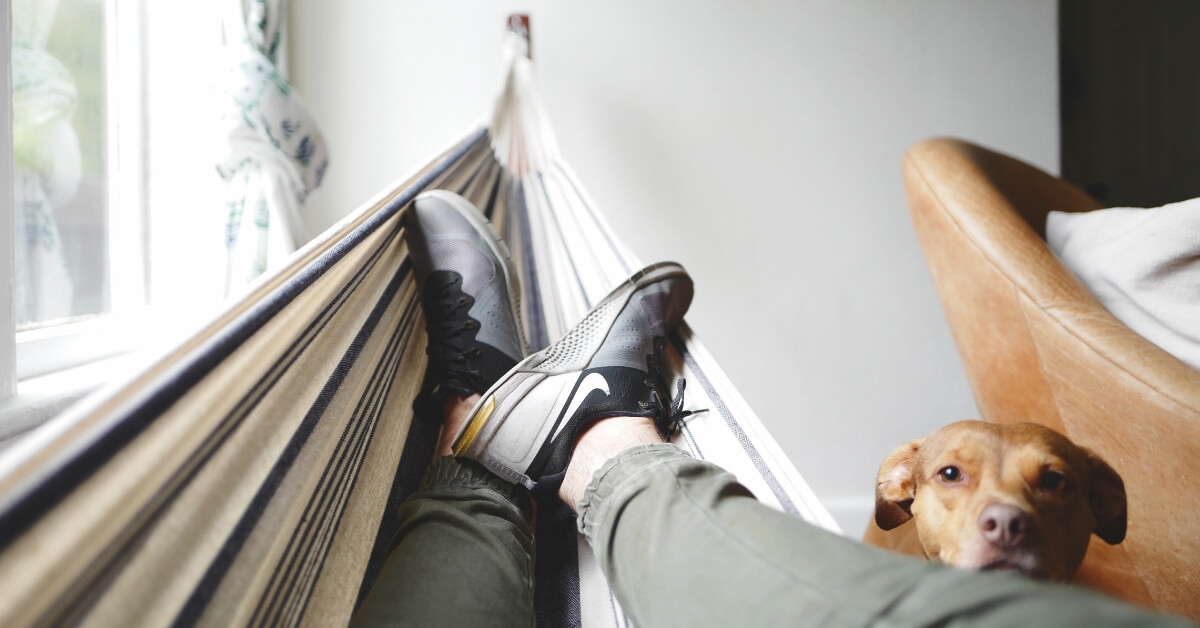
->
[874,421,1126,581]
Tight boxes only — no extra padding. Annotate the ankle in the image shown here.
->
[558,416,664,511]
[435,393,482,457]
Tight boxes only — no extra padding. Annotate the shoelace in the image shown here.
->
[640,336,706,438]
[424,274,484,390]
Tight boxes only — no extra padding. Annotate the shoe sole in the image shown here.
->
[414,189,530,356]
[451,261,688,485]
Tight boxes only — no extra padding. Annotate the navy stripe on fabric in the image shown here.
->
[286,308,414,627]
[168,265,414,626]
[483,170,502,221]
[352,391,441,612]
[0,128,489,556]
[42,220,409,628]
[276,329,408,628]
[273,300,412,626]
[257,298,416,626]
[669,332,799,515]
[534,499,583,628]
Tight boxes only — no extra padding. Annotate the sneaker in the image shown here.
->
[451,262,695,491]
[405,190,529,419]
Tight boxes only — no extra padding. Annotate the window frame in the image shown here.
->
[10,0,149,381]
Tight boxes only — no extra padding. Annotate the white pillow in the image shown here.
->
[1046,198,1200,371]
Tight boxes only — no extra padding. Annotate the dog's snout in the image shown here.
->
[978,504,1030,548]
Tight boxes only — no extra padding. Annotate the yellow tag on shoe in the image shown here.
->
[453,394,496,456]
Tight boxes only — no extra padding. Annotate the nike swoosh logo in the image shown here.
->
[550,372,610,444]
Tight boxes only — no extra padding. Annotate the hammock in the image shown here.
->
[0,25,836,627]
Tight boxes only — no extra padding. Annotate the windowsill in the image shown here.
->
[0,350,152,454]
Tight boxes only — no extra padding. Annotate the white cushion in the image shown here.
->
[1046,198,1200,371]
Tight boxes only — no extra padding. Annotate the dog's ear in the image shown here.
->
[1083,447,1127,545]
[874,438,924,530]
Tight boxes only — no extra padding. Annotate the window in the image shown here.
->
[1,2,238,422]
[10,0,147,379]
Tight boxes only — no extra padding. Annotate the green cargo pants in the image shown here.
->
[352,444,1192,627]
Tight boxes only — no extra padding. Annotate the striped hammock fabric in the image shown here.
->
[0,32,836,627]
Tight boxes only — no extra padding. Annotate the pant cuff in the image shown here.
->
[421,456,534,522]
[576,443,691,545]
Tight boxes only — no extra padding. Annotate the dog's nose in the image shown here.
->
[978,504,1030,548]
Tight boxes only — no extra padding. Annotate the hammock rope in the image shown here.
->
[0,29,835,628]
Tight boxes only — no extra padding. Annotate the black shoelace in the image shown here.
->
[424,274,484,394]
[640,336,706,438]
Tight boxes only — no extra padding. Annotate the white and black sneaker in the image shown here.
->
[451,262,696,491]
[405,190,529,420]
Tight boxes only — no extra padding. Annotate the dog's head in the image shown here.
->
[874,421,1126,581]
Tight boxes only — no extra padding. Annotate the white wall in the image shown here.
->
[289,0,1059,536]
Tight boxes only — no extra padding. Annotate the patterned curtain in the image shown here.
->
[217,0,328,293]
[11,0,78,325]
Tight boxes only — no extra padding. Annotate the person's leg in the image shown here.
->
[352,396,535,627]
[565,417,1192,628]
[351,191,536,626]
[445,254,1188,626]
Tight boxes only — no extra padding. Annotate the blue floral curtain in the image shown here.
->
[218,0,328,292]
[12,0,78,324]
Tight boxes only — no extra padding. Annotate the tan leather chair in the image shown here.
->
[863,138,1200,620]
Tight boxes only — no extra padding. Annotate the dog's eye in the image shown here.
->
[1039,470,1069,492]
[938,466,962,483]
